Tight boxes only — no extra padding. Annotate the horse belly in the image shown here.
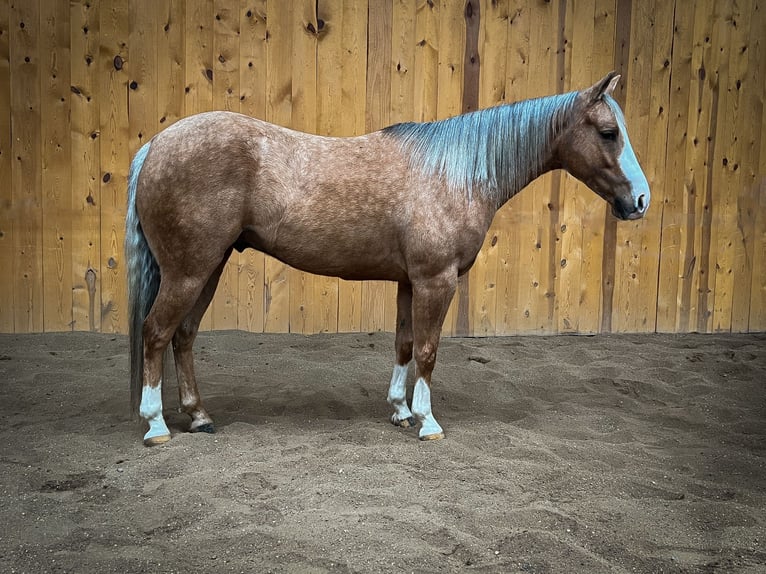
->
[265,222,406,282]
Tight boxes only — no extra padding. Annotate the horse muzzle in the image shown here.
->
[612,189,650,221]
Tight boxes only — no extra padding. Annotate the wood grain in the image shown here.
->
[1,0,764,336]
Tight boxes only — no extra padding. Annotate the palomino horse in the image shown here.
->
[126,72,649,446]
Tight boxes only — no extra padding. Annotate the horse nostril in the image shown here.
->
[636,193,647,212]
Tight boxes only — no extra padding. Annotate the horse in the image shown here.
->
[125,72,650,446]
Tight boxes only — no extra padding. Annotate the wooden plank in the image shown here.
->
[530,0,567,334]
[313,0,343,334]
[362,0,392,333]
[467,0,509,337]
[210,0,241,330]
[127,0,158,343]
[728,0,757,332]
[263,0,293,333]
[128,0,158,157]
[391,0,416,125]
[184,0,214,331]
[385,0,416,335]
[655,0,694,332]
[336,0,368,332]
[612,0,652,333]
[413,0,439,124]
[553,0,577,334]
[582,0,616,335]
[99,0,130,333]
[634,0,672,333]
[40,0,73,331]
[710,2,736,332]
[435,0,465,336]
[0,1,13,331]
[558,0,599,334]
[682,0,719,332]
[494,0,522,335]
[289,0,318,335]
[238,0,267,333]
[453,0,480,337]
[513,0,544,335]
[288,1,316,336]
[10,0,43,333]
[184,0,214,118]
[158,1,185,130]
[747,0,766,332]
[70,0,101,332]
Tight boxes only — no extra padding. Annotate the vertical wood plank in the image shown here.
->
[559,0,600,333]
[99,0,130,333]
[413,0,439,123]
[612,0,651,333]
[40,0,73,331]
[496,0,529,335]
[655,0,694,332]
[520,0,550,335]
[468,0,509,337]
[0,0,764,336]
[453,0,480,337]
[289,0,318,335]
[634,0,672,333]
[11,0,43,333]
[210,0,241,330]
[530,0,568,334]
[238,0,267,333]
[313,0,343,334]
[71,0,101,332]
[747,0,766,331]
[726,0,756,332]
[158,1,185,130]
[336,0,368,332]
[0,1,13,331]
[362,0,392,333]
[709,2,736,332]
[435,0,464,337]
[184,0,215,330]
[263,0,293,333]
[683,0,722,332]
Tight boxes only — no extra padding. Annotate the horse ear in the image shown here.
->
[582,72,621,103]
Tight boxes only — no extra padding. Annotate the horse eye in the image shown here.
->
[600,129,618,142]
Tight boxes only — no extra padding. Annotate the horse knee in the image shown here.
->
[414,342,437,374]
[396,337,413,365]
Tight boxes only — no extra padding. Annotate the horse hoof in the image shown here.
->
[419,432,445,441]
[144,434,171,447]
[392,416,416,429]
[192,423,216,434]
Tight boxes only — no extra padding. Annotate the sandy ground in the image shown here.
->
[0,330,764,573]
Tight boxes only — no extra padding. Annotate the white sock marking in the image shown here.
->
[140,383,170,441]
[387,363,413,423]
[412,377,444,439]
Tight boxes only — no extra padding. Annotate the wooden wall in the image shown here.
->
[0,0,764,335]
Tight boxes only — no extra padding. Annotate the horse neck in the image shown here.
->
[490,92,577,210]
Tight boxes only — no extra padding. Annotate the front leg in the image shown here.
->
[387,283,416,429]
[387,364,415,427]
[410,272,458,441]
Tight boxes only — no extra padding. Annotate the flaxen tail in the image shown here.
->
[125,141,159,415]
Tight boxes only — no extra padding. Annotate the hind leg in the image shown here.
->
[172,252,230,434]
[140,274,209,446]
[387,282,416,428]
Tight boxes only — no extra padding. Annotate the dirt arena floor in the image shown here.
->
[0,330,764,573]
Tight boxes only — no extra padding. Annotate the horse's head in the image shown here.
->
[557,72,650,221]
